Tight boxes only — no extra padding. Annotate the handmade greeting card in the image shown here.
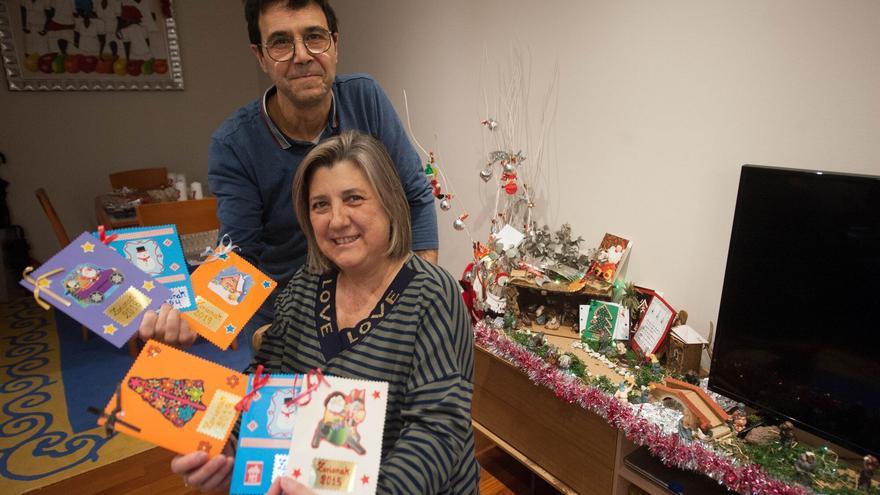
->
[101,225,196,311]
[585,233,632,290]
[20,232,173,348]
[285,375,389,495]
[98,340,247,456]
[231,374,305,494]
[631,292,677,357]
[580,300,621,343]
[183,251,276,350]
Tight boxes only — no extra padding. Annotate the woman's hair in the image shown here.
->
[292,131,412,273]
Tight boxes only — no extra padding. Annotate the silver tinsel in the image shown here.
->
[630,401,684,436]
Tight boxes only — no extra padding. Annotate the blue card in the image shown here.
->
[231,374,303,494]
[101,225,197,311]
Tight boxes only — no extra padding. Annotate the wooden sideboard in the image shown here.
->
[473,344,733,495]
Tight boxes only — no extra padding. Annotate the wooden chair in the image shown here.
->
[34,188,139,357]
[137,197,237,350]
[109,167,168,191]
[136,197,218,234]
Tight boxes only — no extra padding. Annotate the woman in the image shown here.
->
[140,131,479,494]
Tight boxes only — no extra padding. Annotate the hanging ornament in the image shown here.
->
[505,181,518,195]
[479,168,493,182]
[481,118,498,131]
[424,162,435,176]
[453,212,469,231]
[440,198,451,211]
[504,162,516,173]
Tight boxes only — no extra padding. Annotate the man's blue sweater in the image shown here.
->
[208,73,438,305]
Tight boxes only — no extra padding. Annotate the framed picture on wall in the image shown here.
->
[0,0,183,91]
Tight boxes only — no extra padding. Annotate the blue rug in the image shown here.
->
[55,311,252,433]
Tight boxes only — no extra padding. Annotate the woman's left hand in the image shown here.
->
[266,476,318,495]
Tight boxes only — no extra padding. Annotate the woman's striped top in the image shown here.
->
[251,254,480,494]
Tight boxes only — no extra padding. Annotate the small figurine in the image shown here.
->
[529,332,546,348]
[518,313,532,328]
[730,403,748,433]
[503,311,517,330]
[647,353,661,375]
[858,454,878,491]
[677,417,694,442]
[614,380,631,403]
[794,451,817,486]
[545,345,559,366]
[779,420,796,447]
[535,309,548,326]
[545,315,560,330]
[558,354,572,370]
[616,342,628,359]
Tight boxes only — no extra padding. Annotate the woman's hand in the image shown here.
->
[171,450,234,493]
[138,303,198,348]
[267,476,319,495]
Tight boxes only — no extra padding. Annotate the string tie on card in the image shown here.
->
[235,364,270,412]
[97,225,118,245]
[201,234,240,263]
[22,266,71,310]
[289,368,329,407]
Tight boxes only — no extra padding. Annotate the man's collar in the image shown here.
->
[260,85,338,150]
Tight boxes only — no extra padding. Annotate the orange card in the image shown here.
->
[182,251,277,350]
[100,340,247,457]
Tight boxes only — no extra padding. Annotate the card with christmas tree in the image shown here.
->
[98,339,247,456]
[19,231,173,348]
[100,224,197,311]
[182,249,276,350]
[581,300,621,344]
[230,373,305,495]
[284,374,388,495]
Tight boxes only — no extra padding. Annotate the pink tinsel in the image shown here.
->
[473,321,813,495]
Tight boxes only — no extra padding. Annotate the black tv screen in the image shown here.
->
[709,165,880,457]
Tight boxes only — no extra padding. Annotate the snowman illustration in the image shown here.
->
[266,389,299,438]
[123,239,165,275]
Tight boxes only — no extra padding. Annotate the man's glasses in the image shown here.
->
[259,29,334,62]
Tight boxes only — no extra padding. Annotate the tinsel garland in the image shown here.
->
[474,321,813,495]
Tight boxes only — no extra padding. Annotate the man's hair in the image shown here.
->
[292,131,412,274]
[244,0,338,45]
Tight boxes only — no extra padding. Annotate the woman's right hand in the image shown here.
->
[138,303,198,348]
[171,451,234,493]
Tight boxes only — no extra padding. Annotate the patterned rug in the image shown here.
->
[0,297,152,494]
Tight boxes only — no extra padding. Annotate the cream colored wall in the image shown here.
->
[0,1,262,262]
[333,0,880,337]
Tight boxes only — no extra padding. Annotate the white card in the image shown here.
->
[613,308,630,340]
[285,376,388,494]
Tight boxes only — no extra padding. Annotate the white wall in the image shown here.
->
[333,0,880,337]
[0,1,262,263]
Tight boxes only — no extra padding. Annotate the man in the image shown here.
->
[170,0,437,351]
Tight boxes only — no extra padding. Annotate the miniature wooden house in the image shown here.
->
[666,325,708,375]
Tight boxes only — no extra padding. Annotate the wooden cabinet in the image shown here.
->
[473,345,618,494]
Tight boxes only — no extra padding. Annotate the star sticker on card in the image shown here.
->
[372,390,381,399]
[102,324,118,335]
[142,281,155,291]
[81,241,95,253]
[361,475,370,485]
[217,252,229,260]
[292,468,302,479]
[262,280,271,289]
[197,441,212,453]
[225,324,236,334]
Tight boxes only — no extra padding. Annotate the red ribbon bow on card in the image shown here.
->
[97,225,118,245]
[288,368,330,407]
[235,364,270,412]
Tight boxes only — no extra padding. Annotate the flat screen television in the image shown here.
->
[709,164,880,457]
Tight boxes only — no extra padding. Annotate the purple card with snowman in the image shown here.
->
[20,232,173,348]
[100,225,196,312]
